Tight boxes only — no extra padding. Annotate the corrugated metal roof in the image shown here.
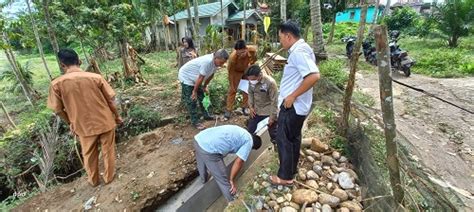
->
[227,9,262,22]
[170,0,238,21]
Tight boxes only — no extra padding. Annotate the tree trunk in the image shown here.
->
[3,47,34,106]
[281,0,287,22]
[78,38,89,64]
[221,0,225,46]
[327,12,337,44]
[382,0,391,18]
[374,24,405,207]
[185,0,196,39]
[26,0,53,81]
[119,40,133,79]
[1,101,17,129]
[171,0,180,48]
[42,0,62,72]
[243,1,247,41]
[340,3,368,137]
[449,35,458,47]
[192,0,201,50]
[163,25,170,51]
[150,21,159,51]
[310,0,327,61]
[372,0,380,24]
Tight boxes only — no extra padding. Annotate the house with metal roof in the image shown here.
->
[170,0,262,41]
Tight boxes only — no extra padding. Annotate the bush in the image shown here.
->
[1,106,78,195]
[118,104,161,140]
[318,59,348,89]
[208,71,228,114]
[323,22,362,40]
[381,7,421,32]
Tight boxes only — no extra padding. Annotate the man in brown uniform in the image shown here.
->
[47,48,122,187]
[225,40,257,119]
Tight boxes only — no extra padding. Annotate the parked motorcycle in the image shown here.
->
[342,36,357,58]
[362,40,377,66]
[389,31,415,77]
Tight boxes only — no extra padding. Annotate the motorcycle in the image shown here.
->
[362,40,377,66]
[389,31,415,77]
[343,36,377,65]
[342,36,357,58]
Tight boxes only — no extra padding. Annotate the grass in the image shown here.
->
[395,36,474,78]
[325,36,474,78]
[318,58,348,89]
[353,91,376,107]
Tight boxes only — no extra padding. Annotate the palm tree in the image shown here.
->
[310,0,327,60]
[26,0,53,81]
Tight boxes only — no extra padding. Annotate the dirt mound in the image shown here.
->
[14,117,247,211]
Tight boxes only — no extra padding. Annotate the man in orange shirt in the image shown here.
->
[225,40,257,119]
[47,48,122,187]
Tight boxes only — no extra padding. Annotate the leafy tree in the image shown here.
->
[381,6,421,32]
[432,0,474,47]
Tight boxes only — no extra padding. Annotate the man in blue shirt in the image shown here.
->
[193,125,262,202]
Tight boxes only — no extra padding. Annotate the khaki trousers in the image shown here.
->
[79,129,116,186]
[226,70,248,112]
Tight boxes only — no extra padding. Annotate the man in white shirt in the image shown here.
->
[178,49,229,130]
[270,20,321,185]
[193,125,262,202]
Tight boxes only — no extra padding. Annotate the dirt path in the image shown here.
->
[14,117,247,211]
[356,72,474,208]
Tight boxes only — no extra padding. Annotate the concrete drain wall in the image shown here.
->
[157,127,272,212]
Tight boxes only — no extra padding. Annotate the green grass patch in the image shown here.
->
[318,58,348,89]
[399,36,474,78]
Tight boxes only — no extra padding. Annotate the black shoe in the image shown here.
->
[224,111,231,119]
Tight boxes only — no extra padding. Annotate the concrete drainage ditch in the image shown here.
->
[157,126,272,211]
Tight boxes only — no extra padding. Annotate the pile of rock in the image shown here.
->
[252,138,363,212]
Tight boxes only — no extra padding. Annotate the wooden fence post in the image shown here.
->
[374,24,405,207]
[341,2,368,137]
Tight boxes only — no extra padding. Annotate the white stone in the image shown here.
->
[338,172,355,189]
[318,193,341,207]
[322,204,332,212]
[307,170,319,180]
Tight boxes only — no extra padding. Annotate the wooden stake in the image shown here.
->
[341,2,368,137]
[374,24,404,207]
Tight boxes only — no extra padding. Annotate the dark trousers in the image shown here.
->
[247,115,277,141]
[276,105,306,180]
[193,140,234,202]
[181,83,207,125]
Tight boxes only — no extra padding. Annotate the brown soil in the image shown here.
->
[14,116,247,211]
[356,72,474,208]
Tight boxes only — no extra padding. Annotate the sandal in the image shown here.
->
[269,175,293,186]
[194,123,206,130]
